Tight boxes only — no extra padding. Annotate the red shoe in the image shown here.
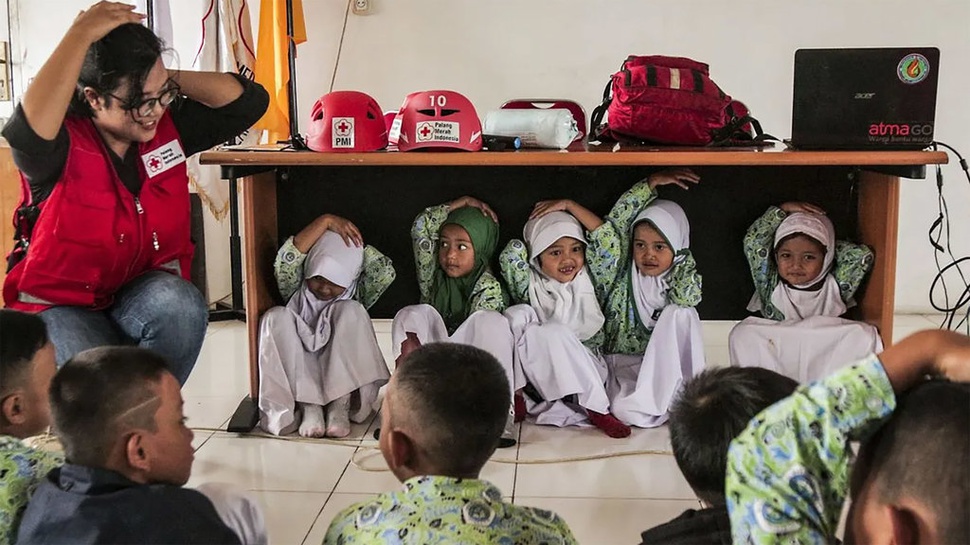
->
[513,393,526,423]
[394,332,422,368]
[587,411,631,438]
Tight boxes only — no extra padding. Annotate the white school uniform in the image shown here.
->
[605,201,707,428]
[505,212,611,427]
[258,232,390,435]
[731,212,883,382]
[391,304,519,393]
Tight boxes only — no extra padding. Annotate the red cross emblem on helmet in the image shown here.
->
[306,91,388,152]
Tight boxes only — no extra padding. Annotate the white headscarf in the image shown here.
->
[630,200,690,330]
[748,212,847,319]
[524,211,605,341]
[285,231,364,351]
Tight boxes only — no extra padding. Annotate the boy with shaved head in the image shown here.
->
[324,342,576,544]
[0,310,62,545]
[17,347,266,544]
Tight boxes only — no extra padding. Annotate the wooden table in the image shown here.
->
[200,145,947,430]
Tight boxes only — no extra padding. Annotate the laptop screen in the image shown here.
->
[791,47,940,150]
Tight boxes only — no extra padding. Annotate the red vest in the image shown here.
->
[4,112,194,311]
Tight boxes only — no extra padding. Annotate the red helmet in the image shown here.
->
[306,91,388,152]
[394,90,482,152]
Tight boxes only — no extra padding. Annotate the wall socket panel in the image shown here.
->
[352,0,371,14]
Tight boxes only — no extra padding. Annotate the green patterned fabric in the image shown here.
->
[726,355,895,544]
[411,205,508,332]
[273,236,395,310]
[590,181,702,355]
[0,436,63,545]
[743,206,875,321]
[324,475,577,545]
[429,206,501,332]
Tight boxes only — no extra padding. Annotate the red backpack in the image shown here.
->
[590,55,771,146]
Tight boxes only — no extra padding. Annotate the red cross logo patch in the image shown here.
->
[147,155,163,173]
[416,122,434,142]
[331,117,355,148]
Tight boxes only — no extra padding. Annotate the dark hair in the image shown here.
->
[774,232,825,254]
[50,346,169,466]
[69,23,164,117]
[668,367,798,505]
[392,342,510,476]
[862,380,970,542]
[0,309,49,395]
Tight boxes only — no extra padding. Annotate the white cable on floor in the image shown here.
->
[190,427,674,472]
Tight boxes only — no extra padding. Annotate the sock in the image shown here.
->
[325,395,352,438]
[394,332,422,369]
[513,392,526,423]
[587,411,631,439]
[298,403,326,438]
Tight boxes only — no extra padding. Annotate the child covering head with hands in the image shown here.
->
[391,196,518,446]
[730,201,881,383]
[258,214,395,438]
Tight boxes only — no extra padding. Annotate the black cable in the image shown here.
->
[927,141,970,333]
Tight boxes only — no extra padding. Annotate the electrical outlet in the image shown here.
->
[352,0,371,15]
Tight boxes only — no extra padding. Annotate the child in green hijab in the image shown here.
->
[391,195,519,447]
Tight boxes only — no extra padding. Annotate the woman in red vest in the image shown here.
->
[1,2,268,383]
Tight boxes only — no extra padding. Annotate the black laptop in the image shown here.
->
[790,47,940,150]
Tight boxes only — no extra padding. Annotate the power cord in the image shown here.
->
[928,141,970,333]
[189,427,673,472]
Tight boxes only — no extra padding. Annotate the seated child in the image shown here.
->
[729,201,882,382]
[499,203,629,438]
[638,366,797,544]
[0,310,62,545]
[726,329,970,543]
[598,170,707,428]
[17,346,266,544]
[392,195,518,445]
[258,214,394,438]
[324,342,577,544]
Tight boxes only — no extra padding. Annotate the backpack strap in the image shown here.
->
[589,79,613,143]
[7,174,40,273]
[709,115,777,147]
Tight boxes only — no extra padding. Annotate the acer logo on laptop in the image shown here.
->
[868,122,934,136]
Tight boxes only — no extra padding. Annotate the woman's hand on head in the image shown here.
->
[530,199,574,220]
[71,2,145,44]
[449,196,498,223]
[646,168,700,190]
[780,201,826,215]
[322,214,363,247]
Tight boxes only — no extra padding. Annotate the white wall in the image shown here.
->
[11,0,970,312]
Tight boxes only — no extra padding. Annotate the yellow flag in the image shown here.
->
[253,0,307,143]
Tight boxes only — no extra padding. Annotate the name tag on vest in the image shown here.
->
[141,140,186,178]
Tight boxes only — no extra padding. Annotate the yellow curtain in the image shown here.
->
[253,0,307,143]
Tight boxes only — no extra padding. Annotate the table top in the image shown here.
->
[199,143,949,167]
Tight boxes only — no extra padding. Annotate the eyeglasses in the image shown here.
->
[106,82,181,119]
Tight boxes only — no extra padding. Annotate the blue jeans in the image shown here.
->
[40,271,208,384]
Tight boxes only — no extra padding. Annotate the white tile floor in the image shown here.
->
[183,314,945,545]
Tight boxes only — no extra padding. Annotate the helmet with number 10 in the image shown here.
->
[306,90,388,153]
[393,90,483,152]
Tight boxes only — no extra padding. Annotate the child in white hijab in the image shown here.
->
[499,204,628,438]
[601,190,707,429]
[729,202,881,382]
[258,214,395,438]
